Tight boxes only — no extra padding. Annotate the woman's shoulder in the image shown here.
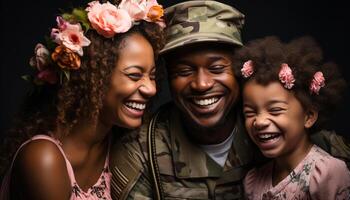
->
[11,135,71,199]
[14,136,67,171]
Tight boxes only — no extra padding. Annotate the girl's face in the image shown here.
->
[101,33,156,129]
[242,80,317,158]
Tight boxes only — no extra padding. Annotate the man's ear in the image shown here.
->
[305,108,318,129]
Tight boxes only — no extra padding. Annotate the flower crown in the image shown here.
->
[24,0,165,85]
[241,60,326,95]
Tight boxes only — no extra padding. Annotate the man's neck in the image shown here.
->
[184,113,236,145]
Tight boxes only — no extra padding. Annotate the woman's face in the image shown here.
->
[101,33,156,129]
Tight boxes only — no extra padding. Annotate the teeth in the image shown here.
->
[258,133,279,140]
[193,97,219,106]
[125,102,146,110]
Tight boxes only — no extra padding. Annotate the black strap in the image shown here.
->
[147,111,164,200]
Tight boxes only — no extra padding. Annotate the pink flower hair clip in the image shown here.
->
[241,60,254,78]
[279,63,295,89]
[310,71,325,95]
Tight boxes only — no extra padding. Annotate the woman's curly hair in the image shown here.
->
[232,36,347,133]
[0,21,165,178]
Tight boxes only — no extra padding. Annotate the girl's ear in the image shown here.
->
[304,108,318,129]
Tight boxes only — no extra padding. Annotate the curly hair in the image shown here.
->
[232,36,347,133]
[0,21,165,178]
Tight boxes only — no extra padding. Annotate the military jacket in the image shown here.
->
[110,104,350,200]
[110,104,262,200]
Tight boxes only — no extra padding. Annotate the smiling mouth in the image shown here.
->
[256,133,281,143]
[191,96,220,107]
[125,101,146,111]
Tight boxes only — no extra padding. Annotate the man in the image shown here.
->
[110,1,350,199]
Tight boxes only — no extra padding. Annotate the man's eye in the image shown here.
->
[209,65,225,74]
[127,73,142,80]
[175,69,193,76]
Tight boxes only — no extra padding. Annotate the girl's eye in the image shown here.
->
[127,73,142,81]
[209,65,225,74]
[269,107,285,115]
[244,110,256,118]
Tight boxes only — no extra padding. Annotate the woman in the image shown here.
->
[0,0,165,199]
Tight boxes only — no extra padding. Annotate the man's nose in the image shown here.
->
[190,69,214,92]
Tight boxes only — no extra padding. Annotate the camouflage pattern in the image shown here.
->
[160,0,245,54]
[109,103,350,200]
[110,103,261,200]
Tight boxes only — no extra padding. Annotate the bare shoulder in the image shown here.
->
[12,139,71,199]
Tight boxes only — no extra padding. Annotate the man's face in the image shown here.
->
[167,44,239,129]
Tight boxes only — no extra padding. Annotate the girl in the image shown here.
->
[0,0,165,199]
[234,36,350,199]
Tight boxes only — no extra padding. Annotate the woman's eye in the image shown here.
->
[127,73,142,80]
[209,65,225,74]
[150,72,156,80]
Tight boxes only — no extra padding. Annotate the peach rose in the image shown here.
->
[51,17,91,56]
[118,0,148,21]
[146,4,164,22]
[86,1,132,38]
[51,45,81,70]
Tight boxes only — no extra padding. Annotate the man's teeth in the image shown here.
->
[193,97,219,106]
[125,102,146,110]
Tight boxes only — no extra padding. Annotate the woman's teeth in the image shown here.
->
[193,97,219,106]
[125,102,146,110]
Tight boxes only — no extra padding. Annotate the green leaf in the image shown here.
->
[62,13,75,22]
[21,75,33,82]
[72,8,90,31]
[44,36,56,51]
[72,8,88,22]
[63,70,70,81]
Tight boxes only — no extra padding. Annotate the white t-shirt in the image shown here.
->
[199,129,235,167]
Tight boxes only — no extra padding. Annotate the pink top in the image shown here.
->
[244,145,350,200]
[0,134,112,200]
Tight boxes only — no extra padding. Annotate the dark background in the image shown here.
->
[1,0,349,137]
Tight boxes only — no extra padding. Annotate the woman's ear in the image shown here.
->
[304,108,318,129]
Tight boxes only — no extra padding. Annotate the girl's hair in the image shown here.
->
[0,21,165,177]
[232,36,347,132]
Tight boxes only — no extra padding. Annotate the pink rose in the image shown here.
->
[310,71,325,94]
[278,63,295,89]
[118,0,148,21]
[241,60,254,78]
[87,1,132,38]
[37,68,58,84]
[29,43,50,71]
[51,17,91,56]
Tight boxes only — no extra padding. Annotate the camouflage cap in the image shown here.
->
[160,0,245,54]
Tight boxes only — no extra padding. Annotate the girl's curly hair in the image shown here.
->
[232,36,347,133]
[0,21,165,178]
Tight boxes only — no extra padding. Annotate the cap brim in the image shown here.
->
[160,32,243,55]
